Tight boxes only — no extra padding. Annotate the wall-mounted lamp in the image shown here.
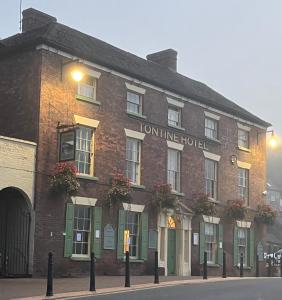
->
[231,154,237,164]
[257,129,279,149]
[61,59,85,82]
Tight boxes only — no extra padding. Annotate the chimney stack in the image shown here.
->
[146,49,178,72]
[22,8,57,33]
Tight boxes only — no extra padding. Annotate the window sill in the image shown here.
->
[205,137,221,144]
[71,256,90,261]
[76,94,101,106]
[172,190,185,197]
[238,146,251,153]
[77,174,99,181]
[131,183,146,190]
[127,111,147,120]
[168,124,185,132]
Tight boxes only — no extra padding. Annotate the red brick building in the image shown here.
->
[0,8,270,277]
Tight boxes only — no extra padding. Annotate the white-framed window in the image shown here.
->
[72,205,91,256]
[205,118,218,140]
[127,91,142,115]
[75,126,94,175]
[238,168,249,204]
[205,159,217,199]
[167,148,181,192]
[168,106,181,127]
[77,74,96,100]
[205,223,217,264]
[124,211,141,259]
[125,138,141,184]
[238,129,249,149]
[237,228,248,265]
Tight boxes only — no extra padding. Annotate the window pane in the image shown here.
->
[205,118,218,139]
[205,159,217,199]
[238,129,249,148]
[168,107,181,127]
[205,223,217,264]
[125,138,140,183]
[72,205,91,255]
[127,92,141,114]
[78,75,96,99]
[124,211,140,258]
[167,149,180,191]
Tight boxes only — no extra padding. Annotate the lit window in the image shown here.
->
[238,129,249,149]
[168,106,181,127]
[237,228,248,265]
[238,168,249,204]
[125,138,141,184]
[72,205,91,256]
[127,92,142,115]
[205,118,218,140]
[77,75,96,100]
[124,211,140,259]
[205,223,217,264]
[75,126,94,175]
[205,159,217,199]
[167,149,181,192]
[167,216,176,228]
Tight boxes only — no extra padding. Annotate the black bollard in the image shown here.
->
[256,254,259,277]
[222,252,226,278]
[268,257,272,277]
[280,257,282,278]
[239,253,244,278]
[90,252,96,292]
[125,251,130,287]
[154,251,160,284]
[46,252,53,297]
[203,251,208,280]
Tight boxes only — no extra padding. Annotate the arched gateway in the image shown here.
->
[0,187,31,277]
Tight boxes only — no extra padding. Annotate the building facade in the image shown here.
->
[0,8,270,277]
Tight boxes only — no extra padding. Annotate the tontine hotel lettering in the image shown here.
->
[140,123,209,150]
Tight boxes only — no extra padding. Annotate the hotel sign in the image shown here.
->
[140,123,209,150]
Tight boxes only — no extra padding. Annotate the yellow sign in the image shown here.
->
[124,230,130,253]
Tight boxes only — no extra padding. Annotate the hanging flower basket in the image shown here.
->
[225,199,246,220]
[255,204,277,225]
[108,173,132,206]
[151,183,178,211]
[49,162,79,197]
[191,193,216,216]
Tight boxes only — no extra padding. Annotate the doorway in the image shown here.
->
[167,216,176,275]
[0,188,31,277]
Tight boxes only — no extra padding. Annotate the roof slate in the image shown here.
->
[0,22,270,127]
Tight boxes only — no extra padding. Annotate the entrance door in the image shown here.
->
[0,188,31,277]
[167,228,176,275]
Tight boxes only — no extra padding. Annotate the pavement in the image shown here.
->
[0,275,269,300]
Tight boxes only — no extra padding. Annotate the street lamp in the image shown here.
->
[61,59,85,82]
[269,131,278,148]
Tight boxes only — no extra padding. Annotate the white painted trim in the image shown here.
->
[0,135,37,146]
[71,196,97,206]
[236,221,251,228]
[124,128,145,140]
[122,203,145,212]
[74,115,100,128]
[36,44,268,130]
[237,160,251,169]
[85,68,101,79]
[237,123,251,132]
[125,82,146,94]
[204,111,220,120]
[167,140,184,151]
[203,215,220,224]
[167,97,184,108]
[203,150,221,161]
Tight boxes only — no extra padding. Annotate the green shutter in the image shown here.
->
[217,224,223,265]
[233,226,238,266]
[64,203,74,258]
[199,222,205,264]
[141,212,149,260]
[92,207,102,258]
[248,228,255,268]
[117,210,126,259]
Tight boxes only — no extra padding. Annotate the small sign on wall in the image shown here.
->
[103,224,115,250]
[193,233,199,245]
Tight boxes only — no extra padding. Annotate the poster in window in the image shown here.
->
[59,130,76,161]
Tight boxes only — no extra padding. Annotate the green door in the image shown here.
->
[167,229,176,275]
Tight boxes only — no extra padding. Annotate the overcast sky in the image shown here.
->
[1,0,282,137]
